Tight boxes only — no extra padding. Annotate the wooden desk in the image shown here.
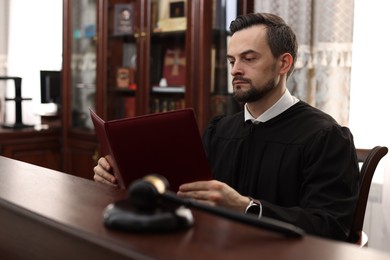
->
[0,156,389,259]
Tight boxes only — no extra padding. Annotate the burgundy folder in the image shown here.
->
[90,108,212,191]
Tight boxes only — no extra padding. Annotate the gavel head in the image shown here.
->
[127,174,170,213]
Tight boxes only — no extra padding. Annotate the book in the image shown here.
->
[151,97,185,113]
[116,67,131,89]
[125,97,136,118]
[163,48,186,86]
[113,3,135,36]
[90,108,212,191]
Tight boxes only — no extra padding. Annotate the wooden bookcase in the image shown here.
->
[61,0,252,179]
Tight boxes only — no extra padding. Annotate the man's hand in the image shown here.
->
[177,180,250,213]
[93,157,118,187]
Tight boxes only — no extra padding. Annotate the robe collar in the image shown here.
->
[244,89,299,124]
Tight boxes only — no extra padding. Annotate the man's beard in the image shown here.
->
[233,77,276,103]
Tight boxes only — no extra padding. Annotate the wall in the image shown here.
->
[349,0,390,252]
[0,0,9,73]
[0,0,10,123]
[5,0,62,126]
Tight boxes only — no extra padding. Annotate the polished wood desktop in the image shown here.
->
[0,156,389,259]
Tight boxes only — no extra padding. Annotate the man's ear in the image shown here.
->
[279,53,293,75]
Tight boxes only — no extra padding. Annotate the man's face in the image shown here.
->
[227,25,281,103]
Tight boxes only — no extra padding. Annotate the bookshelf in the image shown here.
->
[61,0,253,178]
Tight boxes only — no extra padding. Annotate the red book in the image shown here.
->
[90,108,212,191]
[162,48,186,86]
[125,97,136,118]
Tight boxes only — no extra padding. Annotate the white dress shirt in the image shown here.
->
[244,89,299,124]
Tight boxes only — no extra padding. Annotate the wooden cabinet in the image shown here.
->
[62,0,251,178]
[0,128,62,171]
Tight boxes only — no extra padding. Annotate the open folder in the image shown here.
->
[90,108,212,191]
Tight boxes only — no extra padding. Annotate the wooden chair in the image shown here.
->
[349,146,388,247]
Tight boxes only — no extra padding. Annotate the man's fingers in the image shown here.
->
[98,157,111,171]
[94,174,117,187]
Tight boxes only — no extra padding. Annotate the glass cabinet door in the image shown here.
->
[105,0,188,120]
[149,0,187,113]
[106,0,140,120]
[70,0,97,129]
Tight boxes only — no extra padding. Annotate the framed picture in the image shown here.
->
[113,3,135,36]
[170,1,185,18]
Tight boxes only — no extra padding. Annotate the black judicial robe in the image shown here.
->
[202,101,359,241]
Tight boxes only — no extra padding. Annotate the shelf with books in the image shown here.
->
[151,96,185,113]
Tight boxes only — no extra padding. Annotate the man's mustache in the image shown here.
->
[232,76,252,84]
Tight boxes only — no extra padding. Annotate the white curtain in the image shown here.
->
[254,0,354,126]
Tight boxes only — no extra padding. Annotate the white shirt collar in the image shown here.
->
[244,89,299,123]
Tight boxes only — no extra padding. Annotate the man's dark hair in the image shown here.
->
[229,13,298,77]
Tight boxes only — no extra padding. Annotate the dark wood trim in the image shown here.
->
[186,0,212,133]
[238,0,254,14]
[138,0,151,115]
[61,0,71,173]
[185,0,197,111]
[97,0,107,118]
[197,0,212,132]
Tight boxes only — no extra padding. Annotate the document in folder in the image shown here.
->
[90,108,212,191]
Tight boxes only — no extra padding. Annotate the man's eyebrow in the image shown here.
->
[226,49,258,59]
[226,54,234,60]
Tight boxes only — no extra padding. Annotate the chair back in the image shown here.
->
[349,146,388,244]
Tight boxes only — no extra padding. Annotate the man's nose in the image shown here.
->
[230,61,244,76]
